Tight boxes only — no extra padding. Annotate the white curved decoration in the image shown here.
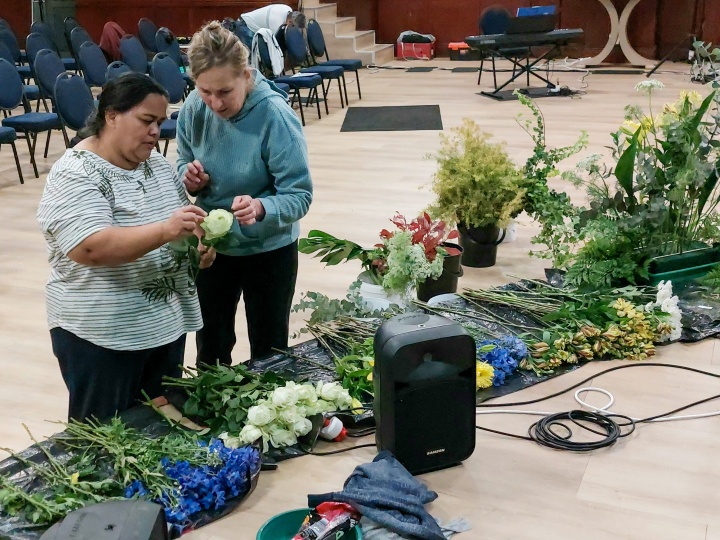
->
[584,0,653,67]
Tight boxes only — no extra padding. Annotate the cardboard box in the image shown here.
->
[448,42,482,61]
[396,42,435,60]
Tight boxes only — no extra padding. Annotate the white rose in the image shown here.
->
[239,424,263,444]
[296,383,317,402]
[268,427,297,448]
[280,406,302,425]
[661,297,679,314]
[292,418,313,436]
[317,382,344,402]
[247,403,277,426]
[218,432,242,449]
[200,209,234,241]
[311,399,336,415]
[334,390,352,410]
[272,385,299,408]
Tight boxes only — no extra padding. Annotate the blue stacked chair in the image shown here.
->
[78,41,108,87]
[150,52,185,154]
[120,34,149,74]
[306,19,362,101]
[54,72,96,147]
[138,17,159,53]
[0,28,31,80]
[105,60,132,82]
[0,58,62,177]
[0,125,25,184]
[31,21,77,71]
[1,41,43,111]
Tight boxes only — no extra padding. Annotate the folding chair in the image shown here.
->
[54,72,95,147]
[306,19,362,101]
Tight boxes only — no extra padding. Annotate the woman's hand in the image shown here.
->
[198,243,216,269]
[183,160,211,193]
[232,195,266,226]
[162,205,207,242]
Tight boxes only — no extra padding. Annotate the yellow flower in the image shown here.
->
[351,397,364,414]
[476,361,494,389]
[70,472,79,485]
[366,359,374,381]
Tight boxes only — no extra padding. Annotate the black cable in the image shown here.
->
[300,443,376,456]
[476,363,720,451]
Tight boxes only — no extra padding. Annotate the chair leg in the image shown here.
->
[526,57,530,86]
[354,70,361,99]
[313,87,321,119]
[61,126,70,148]
[320,81,330,115]
[10,141,24,184]
[26,132,39,178]
[44,130,51,158]
[492,56,497,89]
[341,73,349,105]
[163,139,169,156]
[295,89,306,126]
[336,77,345,109]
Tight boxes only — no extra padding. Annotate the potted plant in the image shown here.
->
[298,212,462,303]
[535,81,720,289]
[428,118,525,268]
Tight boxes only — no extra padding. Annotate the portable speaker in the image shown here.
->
[373,313,476,475]
[40,500,168,540]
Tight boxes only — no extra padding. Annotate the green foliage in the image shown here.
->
[697,265,720,291]
[163,364,285,436]
[299,230,385,284]
[515,91,588,267]
[334,338,375,401]
[292,282,397,333]
[428,118,525,228]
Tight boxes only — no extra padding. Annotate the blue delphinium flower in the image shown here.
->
[477,336,528,386]
[124,440,261,531]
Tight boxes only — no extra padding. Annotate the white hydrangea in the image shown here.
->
[635,79,665,94]
[648,280,682,342]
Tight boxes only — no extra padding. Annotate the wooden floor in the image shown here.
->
[2,60,719,539]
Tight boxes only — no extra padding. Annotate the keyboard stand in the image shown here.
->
[480,43,560,100]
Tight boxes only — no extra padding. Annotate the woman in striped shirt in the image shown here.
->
[37,73,214,421]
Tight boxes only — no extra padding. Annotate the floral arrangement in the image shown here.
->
[519,81,720,289]
[125,439,260,532]
[220,381,352,451]
[299,212,460,297]
[427,118,525,229]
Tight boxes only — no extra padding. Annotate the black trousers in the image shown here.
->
[195,240,298,366]
[50,327,186,421]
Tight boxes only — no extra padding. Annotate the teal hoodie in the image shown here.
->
[176,70,313,256]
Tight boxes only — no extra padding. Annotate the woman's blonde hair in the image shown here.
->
[187,21,249,80]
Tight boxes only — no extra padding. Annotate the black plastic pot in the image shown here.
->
[458,224,504,268]
[416,243,464,302]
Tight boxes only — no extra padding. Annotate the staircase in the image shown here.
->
[303,0,395,66]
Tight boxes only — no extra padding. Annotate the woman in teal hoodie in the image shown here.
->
[177,21,313,365]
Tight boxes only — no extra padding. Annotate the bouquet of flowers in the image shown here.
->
[220,381,352,451]
[299,212,460,297]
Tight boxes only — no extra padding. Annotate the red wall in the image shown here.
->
[328,0,715,61]
[76,0,298,40]
[0,0,33,47]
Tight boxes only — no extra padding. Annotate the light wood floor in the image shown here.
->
[2,60,719,539]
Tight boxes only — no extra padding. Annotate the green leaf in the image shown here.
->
[614,129,638,208]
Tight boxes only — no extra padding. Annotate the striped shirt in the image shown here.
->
[37,149,202,351]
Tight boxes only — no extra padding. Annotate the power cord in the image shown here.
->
[476,363,720,451]
[300,443,376,456]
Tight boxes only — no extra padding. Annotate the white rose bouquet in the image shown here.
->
[221,380,352,451]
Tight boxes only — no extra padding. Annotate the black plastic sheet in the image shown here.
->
[0,406,260,540]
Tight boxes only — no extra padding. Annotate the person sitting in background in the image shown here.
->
[239,4,306,34]
[37,73,214,421]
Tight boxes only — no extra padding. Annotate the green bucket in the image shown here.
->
[256,508,363,540]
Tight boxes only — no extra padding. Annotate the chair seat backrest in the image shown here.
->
[306,19,327,60]
[106,60,132,82]
[70,26,94,58]
[0,29,21,63]
[78,41,108,86]
[480,7,512,35]
[54,72,95,131]
[151,52,186,104]
[155,27,184,68]
[283,25,310,68]
[138,17,158,53]
[34,48,67,100]
[31,21,60,53]
[0,41,13,64]
[26,32,55,67]
[120,34,148,73]
[0,58,25,110]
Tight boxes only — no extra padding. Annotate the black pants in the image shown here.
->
[195,240,298,366]
[50,327,186,421]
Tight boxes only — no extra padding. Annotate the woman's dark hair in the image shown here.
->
[84,72,168,136]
